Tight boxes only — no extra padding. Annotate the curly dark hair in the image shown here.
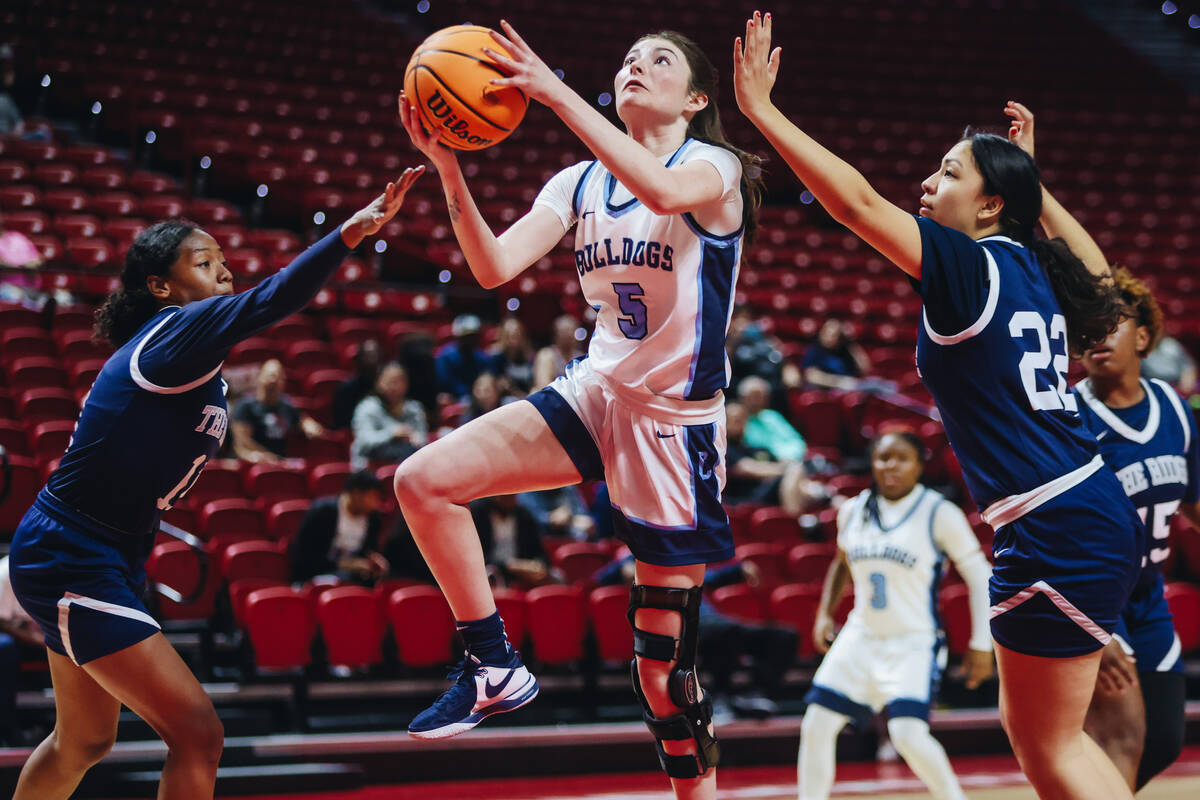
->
[93,219,197,347]
[1110,266,1164,358]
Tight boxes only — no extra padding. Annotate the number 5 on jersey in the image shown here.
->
[612,282,647,340]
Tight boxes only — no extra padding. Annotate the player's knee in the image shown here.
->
[162,704,224,763]
[886,716,930,757]
[632,655,677,715]
[53,726,117,769]
[393,456,441,511]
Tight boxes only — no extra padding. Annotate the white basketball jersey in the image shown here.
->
[837,485,953,638]
[534,139,743,422]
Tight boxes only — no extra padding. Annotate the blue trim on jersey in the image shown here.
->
[680,211,744,244]
[683,240,739,400]
[610,503,696,532]
[524,388,604,482]
[603,139,692,218]
[885,699,930,722]
[571,161,598,219]
[805,685,872,728]
[874,487,931,533]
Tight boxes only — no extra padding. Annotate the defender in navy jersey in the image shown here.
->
[1074,267,1198,790]
[397,21,761,796]
[737,18,1134,799]
[6,169,422,800]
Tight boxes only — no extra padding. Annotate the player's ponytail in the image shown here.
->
[643,31,763,244]
[965,131,1122,354]
[93,219,197,347]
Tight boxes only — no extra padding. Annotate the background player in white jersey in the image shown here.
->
[1006,101,1198,791]
[735,14,1137,800]
[799,431,993,800]
[397,19,760,799]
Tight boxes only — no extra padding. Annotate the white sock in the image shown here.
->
[886,717,968,800]
[798,704,849,800]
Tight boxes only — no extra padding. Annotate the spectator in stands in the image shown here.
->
[727,305,800,408]
[594,554,796,719]
[395,330,439,418]
[0,45,23,137]
[435,314,492,402]
[232,359,323,463]
[532,314,584,389]
[1141,335,1197,396]
[490,317,536,396]
[289,470,389,585]
[461,372,512,424]
[332,339,382,430]
[0,554,42,746]
[737,375,807,462]
[802,318,872,391]
[725,401,820,514]
[517,486,596,541]
[350,362,428,468]
[382,513,435,584]
[469,494,554,590]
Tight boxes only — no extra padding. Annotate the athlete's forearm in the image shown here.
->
[433,162,516,290]
[817,555,850,619]
[1039,185,1109,279]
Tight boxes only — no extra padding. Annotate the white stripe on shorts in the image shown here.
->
[988,579,1110,646]
[56,592,161,665]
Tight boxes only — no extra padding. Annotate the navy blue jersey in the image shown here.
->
[45,230,349,538]
[1074,377,1199,582]
[913,218,1099,509]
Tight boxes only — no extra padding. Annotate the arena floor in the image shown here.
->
[205,746,1200,800]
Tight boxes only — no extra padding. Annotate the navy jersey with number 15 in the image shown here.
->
[1075,377,1199,587]
[44,230,349,540]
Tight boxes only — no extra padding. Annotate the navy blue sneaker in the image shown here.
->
[407,651,539,739]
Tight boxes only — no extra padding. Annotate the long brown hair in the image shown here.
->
[637,31,763,244]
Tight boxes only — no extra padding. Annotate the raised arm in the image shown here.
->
[1005,101,1109,279]
[484,20,727,217]
[733,12,922,277]
[398,96,565,290]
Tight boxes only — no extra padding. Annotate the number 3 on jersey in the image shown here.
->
[1009,311,1077,413]
[612,282,647,340]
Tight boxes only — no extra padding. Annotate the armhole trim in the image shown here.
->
[130,311,223,394]
[922,246,1000,345]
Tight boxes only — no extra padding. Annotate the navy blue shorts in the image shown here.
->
[9,494,160,666]
[989,469,1144,658]
[526,361,734,567]
[1115,573,1182,674]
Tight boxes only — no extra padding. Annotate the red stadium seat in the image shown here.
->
[769,583,821,658]
[244,462,307,503]
[226,337,283,367]
[128,171,180,195]
[67,358,105,391]
[246,229,301,253]
[55,329,112,362]
[2,210,50,235]
[588,584,633,663]
[229,577,288,627]
[29,420,74,462]
[0,455,39,534]
[709,583,767,623]
[1,327,55,359]
[790,391,844,449]
[734,541,790,589]
[66,238,114,269]
[318,586,386,669]
[140,195,188,219]
[89,192,138,217]
[309,462,353,497]
[199,497,266,545]
[78,166,126,191]
[0,419,31,456]
[41,188,88,213]
[787,542,837,584]
[188,198,242,224]
[266,498,311,544]
[387,585,456,668]
[145,540,222,621]
[187,461,243,505]
[1165,582,1200,655]
[939,583,973,656]
[0,185,39,210]
[222,539,289,584]
[0,160,27,183]
[747,506,803,544]
[31,163,78,187]
[15,387,77,425]
[492,587,528,652]
[295,431,350,466]
[244,587,315,670]
[551,542,612,586]
[526,585,586,665]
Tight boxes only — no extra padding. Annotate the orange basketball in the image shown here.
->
[403,25,529,151]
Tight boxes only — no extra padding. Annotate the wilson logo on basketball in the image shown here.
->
[425,90,494,148]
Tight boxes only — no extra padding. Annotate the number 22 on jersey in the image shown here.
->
[1009,311,1076,412]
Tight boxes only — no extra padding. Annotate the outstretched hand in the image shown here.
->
[340,166,425,248]
[482,19,565,108]
[733,10,782,120]
[1005,100,1035,158]
[398,92,453,166]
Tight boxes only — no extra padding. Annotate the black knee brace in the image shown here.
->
[627,584,720,779]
